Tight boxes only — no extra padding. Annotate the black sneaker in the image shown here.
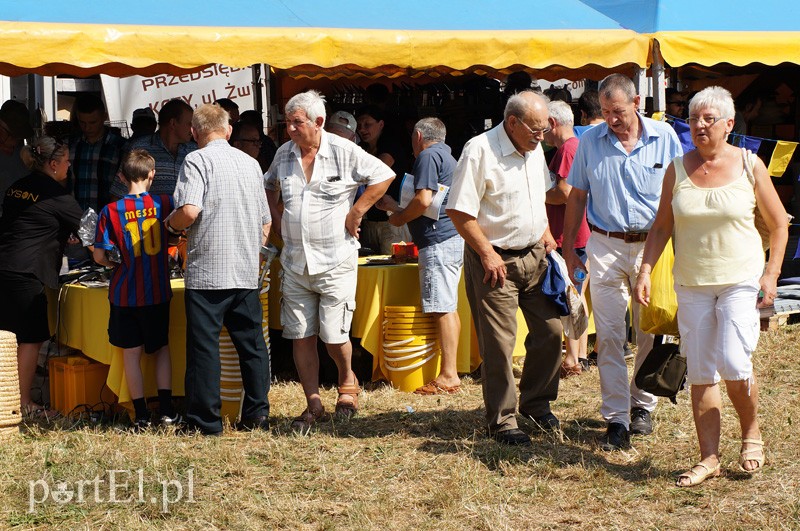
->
[578,357,590,372]
[131,418,152,433]
[491,428,532,446]
[599,422,630,451]
[587,350,598,366]
[159,412,183,429]
[629,408,653,435]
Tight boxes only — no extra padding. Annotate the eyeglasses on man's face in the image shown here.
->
[237,138,262,145]
[516,117,551,137]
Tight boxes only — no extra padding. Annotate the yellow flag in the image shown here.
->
[767,141,798,177]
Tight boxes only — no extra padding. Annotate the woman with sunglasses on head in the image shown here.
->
[0,136,83,419]
[634,86,788,487]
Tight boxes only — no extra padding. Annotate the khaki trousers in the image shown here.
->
[464,244,563,433]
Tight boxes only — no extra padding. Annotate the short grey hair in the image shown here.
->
[689,86,735,120]
[504,90,549,121]
[547,100,573,127]
[285,90,327,126]
[599,74,636,102]
[414,117,446,143]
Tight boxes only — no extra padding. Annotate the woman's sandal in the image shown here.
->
[22,404,61,421]
[739,439,765,474]
[334,380,361,419]
[290,407,328,433]
[676,462,721,487]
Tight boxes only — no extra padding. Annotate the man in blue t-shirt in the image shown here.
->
[377,118,464,395]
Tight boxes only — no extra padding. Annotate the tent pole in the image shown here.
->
[652,40,666,113]
[634,66,647,114]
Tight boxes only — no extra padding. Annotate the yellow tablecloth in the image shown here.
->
[55,279,187,407]
[55,262,594,406]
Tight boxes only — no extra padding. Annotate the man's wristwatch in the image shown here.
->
[165,219,183,236]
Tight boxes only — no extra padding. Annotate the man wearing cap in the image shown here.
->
[129,107,157,141]
[111,99,197,197]
[0,100,34,216]
[68,94,126,212]
[325,111,359,143]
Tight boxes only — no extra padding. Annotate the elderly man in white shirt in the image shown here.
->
[265,90,394,431]
[447,90,562,447]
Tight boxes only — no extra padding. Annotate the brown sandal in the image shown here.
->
[560,362,583,379]
[290,407,328,433]
[335,380,361,419]
[414,381,461,395]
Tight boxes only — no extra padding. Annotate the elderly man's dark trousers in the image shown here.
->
[185,288,270,434]
[464,243,562,434]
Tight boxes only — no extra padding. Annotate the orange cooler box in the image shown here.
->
[49,356,115,416]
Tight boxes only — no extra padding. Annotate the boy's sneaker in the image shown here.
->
[131,418,152,432]
[159,412,183,428]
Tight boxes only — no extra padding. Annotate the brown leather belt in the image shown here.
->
[589,223,648,243]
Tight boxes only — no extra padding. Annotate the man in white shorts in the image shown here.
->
[265,90,394,431]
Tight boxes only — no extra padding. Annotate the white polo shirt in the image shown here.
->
[447,123,550,250]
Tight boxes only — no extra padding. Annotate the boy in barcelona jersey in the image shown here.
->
[93,149,179,430]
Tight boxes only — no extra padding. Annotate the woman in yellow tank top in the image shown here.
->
[633,86,788,487]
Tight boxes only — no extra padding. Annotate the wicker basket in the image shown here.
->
[0,330,21,434]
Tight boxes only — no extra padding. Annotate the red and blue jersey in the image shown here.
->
[95,192,174,307]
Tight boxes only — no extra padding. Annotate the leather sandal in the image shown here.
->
[414,381,461,395]
[560,362,583,379]
[290,407,328,433]
[739,439,765,474]
[335,380,361,419]
[676,462,721,487]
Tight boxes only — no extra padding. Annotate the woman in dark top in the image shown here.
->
[0,136,82,417]
[356,105,412,254]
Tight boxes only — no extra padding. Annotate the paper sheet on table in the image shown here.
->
[398,173,449,221]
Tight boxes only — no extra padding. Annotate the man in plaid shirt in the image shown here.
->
[265,90,394,431]
[69,94,125,212]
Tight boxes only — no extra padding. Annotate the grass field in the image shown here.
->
[2,325,799,530]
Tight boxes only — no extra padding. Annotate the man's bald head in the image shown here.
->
[503,91,550,153]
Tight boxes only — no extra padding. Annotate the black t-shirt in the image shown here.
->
[0,171,83,288]
[361,134,409,222]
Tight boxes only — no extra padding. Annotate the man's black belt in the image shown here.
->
[589,223,648,243]
[492,245,535,256]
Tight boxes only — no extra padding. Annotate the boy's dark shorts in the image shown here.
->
[108,301,170,353]
[0,271,51,343]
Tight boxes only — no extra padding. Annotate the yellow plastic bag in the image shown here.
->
[639,239,679,336]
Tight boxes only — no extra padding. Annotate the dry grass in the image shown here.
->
[2,325,800,530]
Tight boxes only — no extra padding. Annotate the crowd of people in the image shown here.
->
[0,72,788,487]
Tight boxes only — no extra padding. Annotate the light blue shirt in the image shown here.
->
[567,115,682,233]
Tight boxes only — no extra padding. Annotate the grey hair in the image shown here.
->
[547,100,574,127]
[285,90,327,125]
[24,136,67,170]
[414,117,446,143]
[599,74,637,102]
[689,86,735,120]
[504,90,549,121]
